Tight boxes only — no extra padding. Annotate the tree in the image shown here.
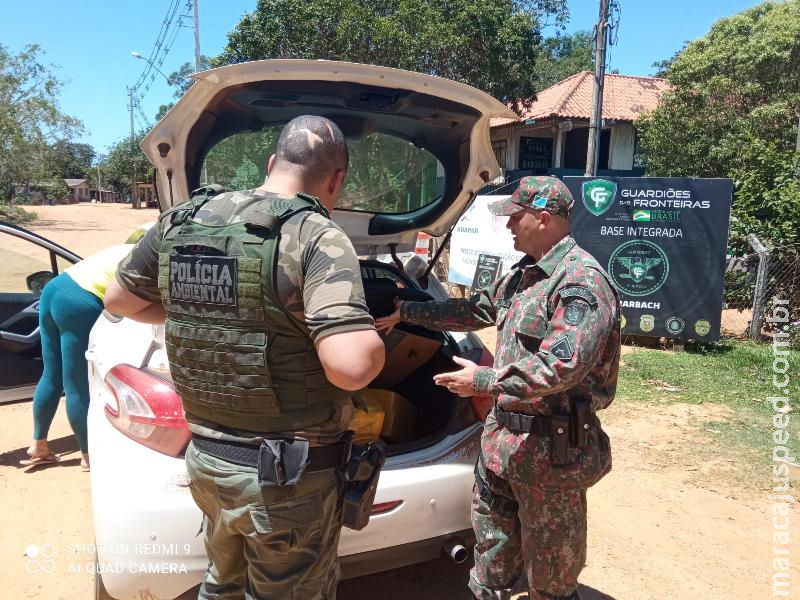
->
[636,1,800,252]
[46,140,95,179]
[0,44,83,200]
[232,158,263,190]
[534,30,593,90]
[97,132,152,199]
[214,0,569,110]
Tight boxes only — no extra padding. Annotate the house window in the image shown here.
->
[491,140,507,169]
[517,137,553,171]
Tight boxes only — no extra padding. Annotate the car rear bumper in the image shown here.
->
[89,389,481,600]
[340,529,475,579]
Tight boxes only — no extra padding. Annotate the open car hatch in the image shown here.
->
[141,59,515,255]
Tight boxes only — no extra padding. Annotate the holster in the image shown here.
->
[551,413,570,466]
[257,438,309,487]
[342,441,386,531]
[570,398,592,449]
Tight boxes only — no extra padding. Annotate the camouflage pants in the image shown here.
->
[185,441,344,600]
[468,457,589,600]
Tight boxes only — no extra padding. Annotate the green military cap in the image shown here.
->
[488,176,574,218]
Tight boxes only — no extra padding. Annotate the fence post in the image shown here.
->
[748,234,771,340]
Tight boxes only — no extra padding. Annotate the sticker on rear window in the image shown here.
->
[169,254,238,306]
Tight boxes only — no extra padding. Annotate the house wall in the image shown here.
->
[609,122,636,170]
[491,124,558,172]
[490,120,638,173]
[71,183,91,202]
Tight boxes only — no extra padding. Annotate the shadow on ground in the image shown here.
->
[0,434,79,468]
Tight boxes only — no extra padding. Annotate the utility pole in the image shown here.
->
[97,164,102,203]
[128,87,139,209]
[193,0,202,72]
[585,0,610,177]
[193,0,208,185]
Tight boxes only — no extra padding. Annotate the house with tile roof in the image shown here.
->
[64,178,91,203]
[489,71,670,184]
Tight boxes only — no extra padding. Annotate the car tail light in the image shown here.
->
[470,347,495,421]
[104,364,190,457]
[371,500,403,515]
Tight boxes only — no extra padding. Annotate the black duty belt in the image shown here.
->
[192,434,350,479]
[494,408,555,435]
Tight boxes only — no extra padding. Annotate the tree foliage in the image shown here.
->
[534,30,593,91]
[214,0,569,109]
[0,44,84,200]
[46,140,95,179]
[96,132,152,198]
[636,1,800,251]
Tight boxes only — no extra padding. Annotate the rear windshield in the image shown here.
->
[202,127,445,214]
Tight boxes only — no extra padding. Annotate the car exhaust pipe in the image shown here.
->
[444,539,468,563]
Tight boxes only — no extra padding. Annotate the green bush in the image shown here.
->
[0,203,37,224]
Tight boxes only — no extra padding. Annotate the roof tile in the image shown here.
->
[492,72,670,127]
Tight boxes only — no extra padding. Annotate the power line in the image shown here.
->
[131,0,193,102]
[132,0,180,93]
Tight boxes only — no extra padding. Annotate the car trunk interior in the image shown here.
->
[359,260,477,455]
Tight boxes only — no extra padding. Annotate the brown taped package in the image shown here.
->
[363,389,417,443]
[371,328,442,388]
[349,389,418,444]
[349,394,385,444]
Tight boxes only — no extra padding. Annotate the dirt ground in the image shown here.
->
[1,203,794,599]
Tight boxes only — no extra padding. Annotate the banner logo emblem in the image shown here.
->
[582,179,617,216]
[608,240,669,296]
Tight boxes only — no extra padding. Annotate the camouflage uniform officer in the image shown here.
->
[376,176,620,600]
[105,116,385,600]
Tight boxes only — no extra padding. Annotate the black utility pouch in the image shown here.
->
[342,441,386,531]
[570,399,591,449]
[551,414,571,466]
[257,438,309,487]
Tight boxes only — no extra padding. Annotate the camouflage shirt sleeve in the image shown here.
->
[398,277,502,332]
[276,212,374,343]
[473,268,617,400]
[114,216,169,303]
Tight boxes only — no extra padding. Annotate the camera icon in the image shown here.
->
[25,543,56,575]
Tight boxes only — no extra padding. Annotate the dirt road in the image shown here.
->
[1,204,793,599]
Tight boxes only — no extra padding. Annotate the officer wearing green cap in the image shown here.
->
[105,115,385,599]
[376,176,620,600]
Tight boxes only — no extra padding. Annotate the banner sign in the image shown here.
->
[564,177,733,340]
[471,254,502,293]
[447,195,524,286]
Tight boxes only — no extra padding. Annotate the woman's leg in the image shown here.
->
[52,280,103,465]
[29,279,65,458]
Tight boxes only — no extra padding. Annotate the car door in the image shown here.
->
[0,222,81,402]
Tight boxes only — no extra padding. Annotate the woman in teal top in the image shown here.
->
[22,232,145,471]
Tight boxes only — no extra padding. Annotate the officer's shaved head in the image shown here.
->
[273,116,349,183]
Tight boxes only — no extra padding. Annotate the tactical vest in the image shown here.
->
[157,191,348,432]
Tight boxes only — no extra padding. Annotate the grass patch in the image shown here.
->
[0,203,37,224]
[619,338,799,464]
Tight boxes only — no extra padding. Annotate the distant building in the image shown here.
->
[64,178,91,203]
[489,71,670,185]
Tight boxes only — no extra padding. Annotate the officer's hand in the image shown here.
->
[374,297,404,333]
[433,356,478,397]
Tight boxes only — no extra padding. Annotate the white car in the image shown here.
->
[87,59,514,600]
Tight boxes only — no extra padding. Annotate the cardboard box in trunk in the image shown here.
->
[349,394,385,444]
[372,328,442,388]
[362,389,417,443]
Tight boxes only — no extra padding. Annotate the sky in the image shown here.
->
[0,0,765,157]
